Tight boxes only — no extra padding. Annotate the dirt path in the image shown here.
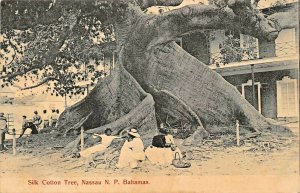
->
[0,128,298,193]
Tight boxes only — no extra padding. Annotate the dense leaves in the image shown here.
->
[217,34,257,65]
[0,0,120,96]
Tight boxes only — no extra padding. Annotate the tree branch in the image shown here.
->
[267,10,298,30]
[1,0,64,30]
[139,0,183,10]
[1,11,79,83]
[0,26,70,81]
[146,5,233,49]
[19,76,59,90]
[0,68,38,80]
[4,40,18,66]
[1,0,136,30]
[143,2,297,49]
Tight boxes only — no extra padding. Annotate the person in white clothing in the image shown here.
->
[0,112,8,152]
[32,111,42,130]
[80,128,120,158]
[117,128,145,169]
[50,109,59,127]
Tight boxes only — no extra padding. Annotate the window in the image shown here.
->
[275,28,296,57]
[276,76,298,117]
[240,34,259,60]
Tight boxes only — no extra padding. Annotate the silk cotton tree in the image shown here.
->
[1,0,297,145]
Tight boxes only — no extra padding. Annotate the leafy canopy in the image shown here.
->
[0,0,127,97]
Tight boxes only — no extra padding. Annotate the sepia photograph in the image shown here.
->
[0,0,299,192]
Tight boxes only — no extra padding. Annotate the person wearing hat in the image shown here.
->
[0,112,8,152]
[117,128,145,169]
[18,115,39,139]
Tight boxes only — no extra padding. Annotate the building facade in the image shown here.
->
[179,3,299,121]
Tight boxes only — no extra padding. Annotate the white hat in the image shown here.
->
[160,123,165,128]
[128,128,140,138]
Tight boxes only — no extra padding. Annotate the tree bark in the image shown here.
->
[124,41,271,132]
[58,63,158,145]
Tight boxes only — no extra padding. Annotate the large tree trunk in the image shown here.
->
[124,42,271,133]
[58,41,272,143]
[58,64,158,145]
[57,2,291,150]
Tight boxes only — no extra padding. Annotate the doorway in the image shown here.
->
[242,79,262,113]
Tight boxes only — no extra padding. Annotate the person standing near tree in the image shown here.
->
[55,109,60,124]
[0,112,8,152]
[18,116,39,139]
[50,109,58,128]
[42,109,50,129]
[32,111,42,131]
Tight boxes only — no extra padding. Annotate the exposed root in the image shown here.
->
[63,111,93,134]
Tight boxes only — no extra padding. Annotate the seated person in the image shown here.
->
[0,112,8,152]
[18,116,39,139]
[80,128,120,158]
[117,128,145,169]
[145,124,182,165]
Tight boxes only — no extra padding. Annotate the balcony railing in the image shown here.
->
[210,41,297,67]
[210,46,258,67]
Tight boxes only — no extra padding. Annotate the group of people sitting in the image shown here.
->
[77,123,182,169]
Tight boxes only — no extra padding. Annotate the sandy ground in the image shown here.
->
[1,126,298,176]
[0,124,299,193]
[1,137,298,177]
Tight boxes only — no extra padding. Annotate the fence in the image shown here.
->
[210,46,258,66]
[210,41,297,66]
[6,113,14,130]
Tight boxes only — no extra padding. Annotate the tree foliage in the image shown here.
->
[216,33,258,65]
[0,0,123,97]
[1,0,296,96]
